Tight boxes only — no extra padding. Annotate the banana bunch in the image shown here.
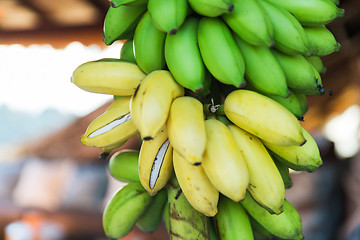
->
[70,0,344,239]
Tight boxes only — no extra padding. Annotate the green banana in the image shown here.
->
[249,216,273,240]
[111,0,148,7]
[120,39,136,63]
[304,25,341,56]
[134,11,166,74]
[241,192,303,240]
[136,188,167,232]
[71,59,146,96]
[102,182,153,239]
[164,16,206,93]
[209,218,220,240]
[263,126,323,172]
[188,0,234,17]
[224,89,306,146]
[222,0,273,47]
[214,195,254,240]
[233,34,289,97]
[264,0,344,26]
[198,17,246,88]
[103,4,147,45]
[167,175,210,240]
[273,156,293,189]
[163,198,170,234]
[272,49,325,95]
[259,0,310,56]
[147,0,190,34]
[295,92,309,118]
[306,55,327,74]
[130,70,184,140]
[108,149,140,183]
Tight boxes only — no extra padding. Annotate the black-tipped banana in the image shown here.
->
[80,97,138,150]
[120,39,136,63]
[102,182,153,239]
[304,25,341,56]
[188,0,234,17]
[138,128,173,196]
[108,149,140,183]
[71,59,146,96]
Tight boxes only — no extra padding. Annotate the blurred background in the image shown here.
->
[0,0,359,239]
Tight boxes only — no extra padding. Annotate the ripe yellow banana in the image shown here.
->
[224,89,306,146]
[228,125,285,215]
[202,119,249,202]
[173,150,219,217]
[130,70,184,140]
[167,96,206,165]
[71,59,146,96]
[138,128,173,196]
[80,96,138,150]
[108,149,140,183]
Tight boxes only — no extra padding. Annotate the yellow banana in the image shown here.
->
[228,125,285,215]
[202,119,249,202]
[130,70,184,140]
[71,59,146,96]
[173,150,219,217]
[80,96,138,150]
[167,96,206,165]
[138,128,173,196]
[224,89,306,146]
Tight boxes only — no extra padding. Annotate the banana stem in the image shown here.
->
[203,103,225,116]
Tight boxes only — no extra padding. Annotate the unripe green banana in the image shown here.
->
[188,0,234,17]
[71,59,146,96]
[264,0,344,26]
[241,192,303,240]
[147,0,190,34]
[111,0,148,7]
[259,0,310,56]
[80,97,138,150]
[103,4,146,45]
[202,119,249,202]
[213,195,254,240]
[306,56,327,74]
[272,49,325,95]
[164,16,206,93]
[102,182,153,239]
[295,92,309,117]
[130,70,184,140]
[198,17,246,88]
[224,90,306,146]
[163,198,170,234]
[263,127,323,172]
[167,175,210,240]
[138,128,173,196]
[167,96,206,165]
[304,25,341,56]
[249,216,273,240]
[273,156,293,189]
[233,34,289,97]
[222,0,273,47]
[209,218,220,240]
[120,39,136,63]
[136,188,167,232]
[109,149,140,183]
[134,11,166,74]
[173,150,219,217]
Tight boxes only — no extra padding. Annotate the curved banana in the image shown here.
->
[147,0,190,34]
[188,0,234,17]
[214,195,254,240]
[263,126,323,173]
[228,125,285,215]
[134,11,166,74]
[273,156,293,189]
[71,59,146,96]
[304,25,341,56]
[259,0,310,56]
[120,39,136,63]
[202,119,249,202]
[103,4,147,45]
[138,128,173,196]
[264,0,344,26]
[295,92,309,118]
[224,89,306,146]
[173,150,219,217]
[198,17,246,88]
[241,192,303,240]
[222,0,273,47]
[249,215,273,240]
[167,96,206,165]
[102,182,153,239]
[306,55,327,74]
[164,16,206,93]
[80,96,138,150]
[130,70,184,140]
[233,34,289,97]
[111,0,148,7]
[108,149,140,183]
